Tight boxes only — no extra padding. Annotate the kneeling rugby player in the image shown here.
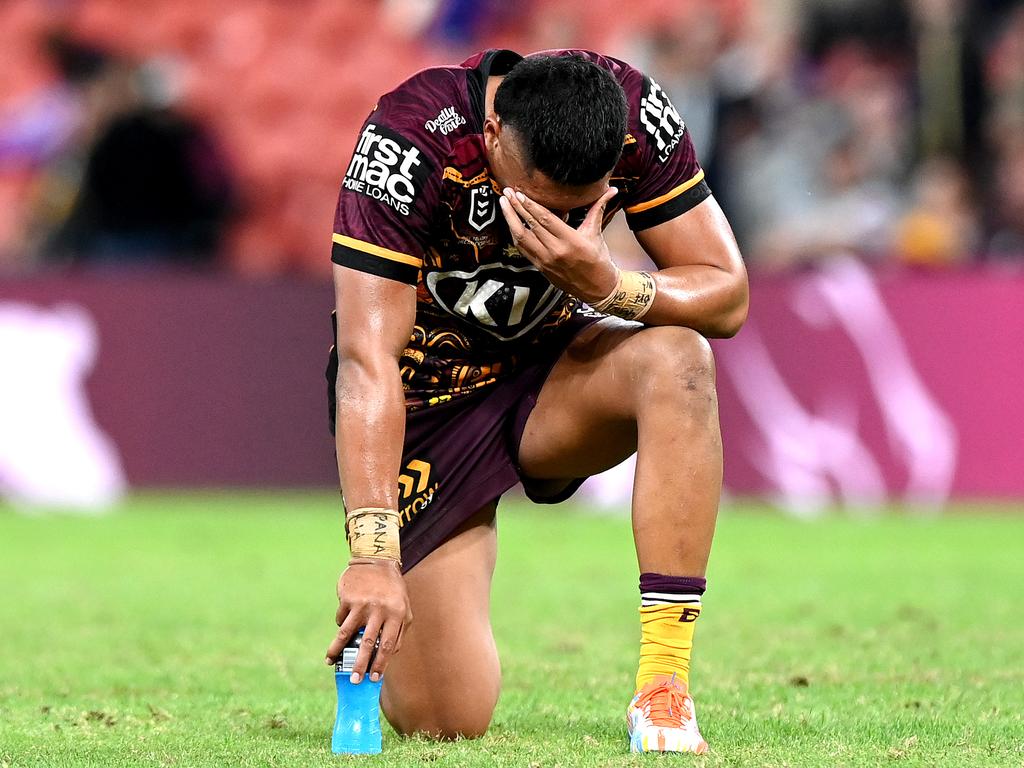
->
[324,48,748,754]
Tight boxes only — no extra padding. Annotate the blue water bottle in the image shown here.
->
[331,630,383,754]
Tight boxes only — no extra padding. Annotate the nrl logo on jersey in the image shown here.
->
[425,263,564,341]
[343,123,431,215]
[425,106,466,135]
[468,185,497,231]
[640,77,685,163]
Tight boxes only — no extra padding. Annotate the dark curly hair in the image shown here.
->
[494,54,628,186]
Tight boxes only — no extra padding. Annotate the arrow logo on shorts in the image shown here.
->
[398,459,431,498]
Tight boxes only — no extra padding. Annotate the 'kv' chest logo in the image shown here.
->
[468,185,497,231]
[425,263,564,341]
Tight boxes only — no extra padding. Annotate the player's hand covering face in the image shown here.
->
[499,187,620,305]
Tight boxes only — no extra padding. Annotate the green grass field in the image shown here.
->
[1,494,1022,767]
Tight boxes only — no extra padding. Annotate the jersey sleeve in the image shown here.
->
[331,89,444,285]
[621,74,711,231]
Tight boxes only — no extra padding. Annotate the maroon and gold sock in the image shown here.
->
[636,573,706,691]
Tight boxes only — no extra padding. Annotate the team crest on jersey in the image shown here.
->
[640,77,685,163]
[425,106,466,135]
[343,123,431,215]
[425,263,563,341]
[468,186,497,231]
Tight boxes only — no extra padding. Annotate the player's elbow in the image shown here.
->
[710,299,748,339]
[337,341,402,375]
[705,274,749,339]
[335,347,403,404]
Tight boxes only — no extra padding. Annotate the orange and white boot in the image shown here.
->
[626,675,709,754]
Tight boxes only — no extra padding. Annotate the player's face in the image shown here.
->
[485,120,612,219]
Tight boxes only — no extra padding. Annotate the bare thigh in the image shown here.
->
[519,317,647,479]
[518,317,722,576]
[381,504,500,739]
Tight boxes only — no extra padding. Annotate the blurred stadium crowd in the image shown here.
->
[1,0,1023,277]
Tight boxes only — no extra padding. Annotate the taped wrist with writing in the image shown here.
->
[590,269,657,321]
[346,507,401,564]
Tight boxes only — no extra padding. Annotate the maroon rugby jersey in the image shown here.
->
[332,49,711,410]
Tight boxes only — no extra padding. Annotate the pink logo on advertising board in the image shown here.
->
[0,303,126,510]
[717,256,958,513]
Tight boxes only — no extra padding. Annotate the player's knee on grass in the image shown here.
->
[631,326,716,406]
[381,652,500,741]
[383,689,498,740]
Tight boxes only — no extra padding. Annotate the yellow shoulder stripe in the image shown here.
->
[625,170,705,215]
[332,234,422,267]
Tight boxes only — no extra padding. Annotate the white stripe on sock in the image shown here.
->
[640,592,702,603]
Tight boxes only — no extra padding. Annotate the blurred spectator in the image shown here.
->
[4,31,235,269]
[0,31,107,269]
[985,3,1024,121]
[987,145,1024,260]
[715,25,909,266]
[894,157,980,266]
[982,4,1024,261]
[0,32,104,168]
[426,0,515,47]
[752,133,902,269]
[2,0,1024,274]
[910,0,985,163]
[44,55,235,267]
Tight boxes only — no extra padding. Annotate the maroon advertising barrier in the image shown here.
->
[1,272,337,489]
[1,258,1022,503]
[711,258,1023,507]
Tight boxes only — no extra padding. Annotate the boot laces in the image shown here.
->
[635,677,692,728]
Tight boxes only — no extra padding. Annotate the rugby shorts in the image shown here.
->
[326,314,598,572]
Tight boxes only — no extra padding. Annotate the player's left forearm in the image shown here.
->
[632,196,749,337]
[639,264,749,338]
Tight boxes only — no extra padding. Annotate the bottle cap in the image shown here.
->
[334,630,376,674]
[336,646,359,674]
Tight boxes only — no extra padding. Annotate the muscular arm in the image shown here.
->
[325,263,416,681]
[635,196,748,338]
[333,264,416,509]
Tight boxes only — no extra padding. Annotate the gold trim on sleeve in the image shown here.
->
[624,170,706,215]
[332,233,422,267]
